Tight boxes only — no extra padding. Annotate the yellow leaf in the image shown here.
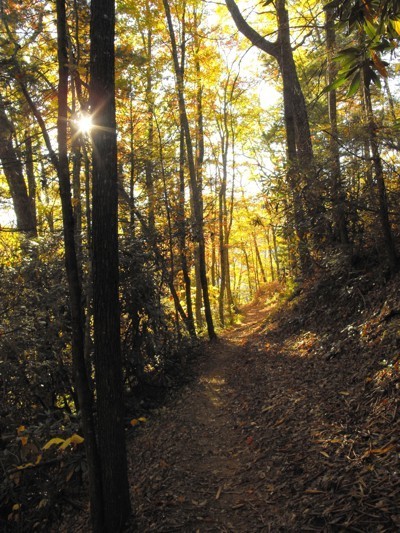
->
[131,417,147,425]
[12,504,21,511]
[35,454,42,465]
[42,437,65,450]
[69,434,84,445]
[320,451,330,458]
[16,462,35,470]
[37,499,48,509]
[59,438,72,450]
[391,19,400,35]
[339,391,350,396]
[20,436,28,446]
[17,426,25,434]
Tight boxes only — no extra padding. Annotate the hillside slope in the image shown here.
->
[65,268,400,532]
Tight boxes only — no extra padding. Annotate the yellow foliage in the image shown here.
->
[43,433,84,451]
[391,19,400,35]
[42,437,65,450]
[130,417,147,426]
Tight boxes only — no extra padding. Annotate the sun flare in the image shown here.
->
[76,114,93,134]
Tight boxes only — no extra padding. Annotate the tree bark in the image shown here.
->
[90,0,131,530]
[325,8,349,246]
[56,1,104,531]
[144,12,156,235]
[362,69,398,273]
[0,98,36,234]
[225,0,316,274]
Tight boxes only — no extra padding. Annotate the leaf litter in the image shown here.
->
[60,268,400,531]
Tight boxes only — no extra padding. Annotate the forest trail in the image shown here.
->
[126,285,400,532]
[128,298,276,531]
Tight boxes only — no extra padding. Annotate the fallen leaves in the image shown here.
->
[362,442,396,458]
[130,417,148,426]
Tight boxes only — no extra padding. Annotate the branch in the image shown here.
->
[224,0,280,60]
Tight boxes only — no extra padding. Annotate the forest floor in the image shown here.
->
[62,265,400,532]
[122,269,400,532]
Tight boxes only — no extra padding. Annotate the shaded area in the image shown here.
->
[125,273,400,532]
[58,271,400,532]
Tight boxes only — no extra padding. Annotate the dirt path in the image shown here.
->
[128,304,271,531]
[127,293,399,532]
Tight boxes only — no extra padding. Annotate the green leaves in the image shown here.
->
[323,41,389,97]
[323,0,399,97]
[323,46,362,96]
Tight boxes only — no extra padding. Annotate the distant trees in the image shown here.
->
[225,0,322,274]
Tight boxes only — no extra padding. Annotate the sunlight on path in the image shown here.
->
[127,300,278,531]
[127,297,324,530]
[199,376,226,408]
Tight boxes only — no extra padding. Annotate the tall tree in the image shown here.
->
[325,7,349,246]
[361,65,398,272]
[162,0,216,340]
[90,0,131,529]
[224,0,321,273]
[56,0,103,530]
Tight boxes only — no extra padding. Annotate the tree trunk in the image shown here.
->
[163,0,216,340]
[178,123,196,337]
[89,0,132,530]
[56,1,104,531]
[362,70,398,273]
[24,132,37,230]
[194,9,206,331]
[144,17,156,235]
[0,98,36,235]
[253,234,267,283]
[176,7,196,337]
[325,8,349,246]
[225,0,322,274]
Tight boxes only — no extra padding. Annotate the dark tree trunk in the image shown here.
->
[90,0,131,530]
[144,20,156,235]
[225,0,316,275]
[176,8,196,337]
[24,133,37,230]
[178,123,196,337]
[56,1,104,531]
[362,70,398,273]
[194,8,206,331]
[253,234,267,284]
